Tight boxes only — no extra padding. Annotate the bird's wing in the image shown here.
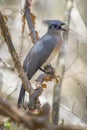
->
[23,34,56,79]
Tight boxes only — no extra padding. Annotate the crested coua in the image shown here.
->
[17,20,66,108]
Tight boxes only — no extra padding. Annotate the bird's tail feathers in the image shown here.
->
[17,86,25,108]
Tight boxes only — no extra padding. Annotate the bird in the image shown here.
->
[17,20,66,108]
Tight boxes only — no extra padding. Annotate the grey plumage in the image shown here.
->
[17,20,66,108]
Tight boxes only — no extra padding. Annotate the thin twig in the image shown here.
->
[52,0,74,124]
[24,0,39,43]
[0,57,14,71]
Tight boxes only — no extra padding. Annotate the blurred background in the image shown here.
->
[0,0,87,126]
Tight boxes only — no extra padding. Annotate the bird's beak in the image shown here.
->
[60,23,66,31]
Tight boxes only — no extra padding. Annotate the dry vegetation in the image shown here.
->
[0,0,87,129]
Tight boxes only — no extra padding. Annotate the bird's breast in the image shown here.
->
[42,35,62,67]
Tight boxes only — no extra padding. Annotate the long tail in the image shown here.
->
[17,86,25,108]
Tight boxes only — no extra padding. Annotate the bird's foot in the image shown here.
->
[44,64,61,83]
[44,64,55,76]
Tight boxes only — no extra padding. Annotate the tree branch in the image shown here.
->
[0,99,86,130]
[24,0,39,43]
[52,0,74,124]
[0,11,34,95]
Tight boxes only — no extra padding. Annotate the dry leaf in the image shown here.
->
[42,83,47,88]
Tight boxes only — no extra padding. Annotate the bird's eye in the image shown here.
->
[49,24,58,29]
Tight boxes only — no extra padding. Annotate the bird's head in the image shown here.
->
[43,20,66,34]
